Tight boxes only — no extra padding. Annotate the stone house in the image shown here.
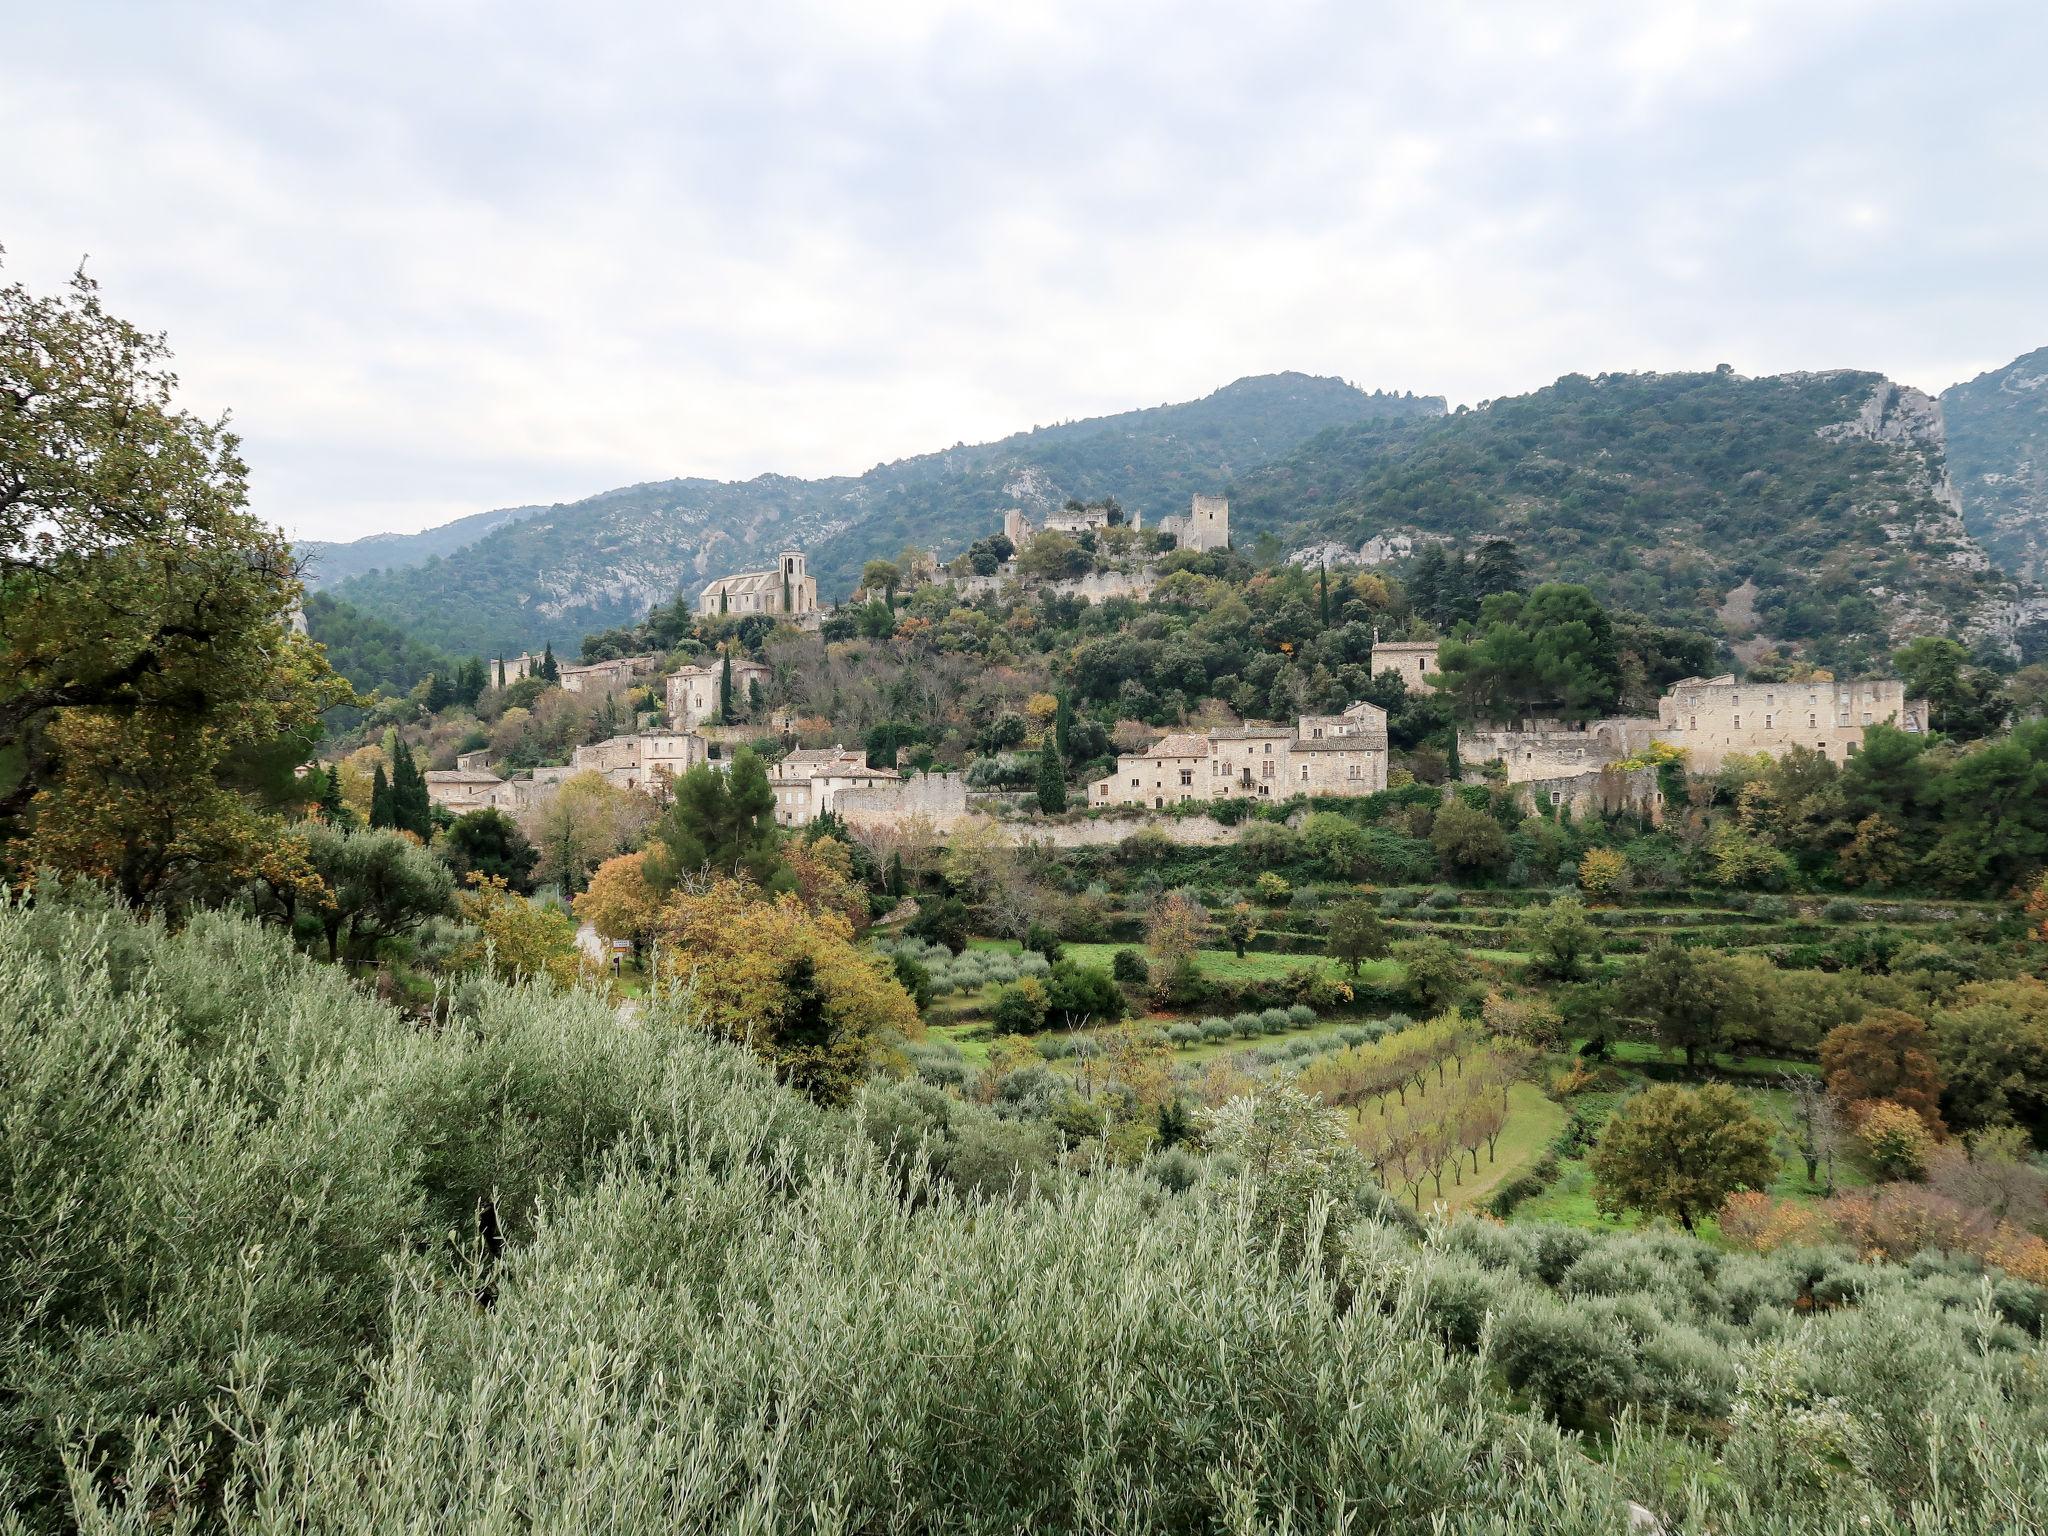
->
[698,550,820,625]
[491,653,542,688]
[667,657,775,730]
[558,654,658,694]
[570,729,711,794]
[1088,700,1388,809]
[1370,638,1441,694]
[422,768,506,812]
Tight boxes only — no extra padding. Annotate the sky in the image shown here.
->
[7,0,2047,544]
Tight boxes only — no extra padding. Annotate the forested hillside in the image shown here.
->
[1943,345,2048,585]
[1232,369,2024,671]
[297,501,549,589]
[301,591,451,697]
[322,374,1437,657]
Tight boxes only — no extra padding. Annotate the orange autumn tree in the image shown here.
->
[653,876,920,1103]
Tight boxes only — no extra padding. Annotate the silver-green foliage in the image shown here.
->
[8,895,2048,1533]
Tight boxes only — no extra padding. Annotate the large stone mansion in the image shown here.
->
[1089,700,1389,809]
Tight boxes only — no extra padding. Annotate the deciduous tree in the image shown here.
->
[1589,1082,1778,1232]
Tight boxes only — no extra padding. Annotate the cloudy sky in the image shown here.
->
[8,0,2046,543]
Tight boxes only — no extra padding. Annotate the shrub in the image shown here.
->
[991,978,1050,1035]
[1822,898,1863,922]
[1491,1293,1637,1419]
[1111,947,1150,985]
[1254,871,1292,904]
[1286,1003,1317,1028]
[1230,1011,1263,1038]
[1166,1023,1203,1048]
[1259,1007,1292,1035]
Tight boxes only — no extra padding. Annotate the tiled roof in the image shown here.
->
[1138,734,1215,758]
[425,769,504,785]
[1372,640,1438,651]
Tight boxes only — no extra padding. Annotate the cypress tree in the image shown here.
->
[887,851,905,899]
[1318,565,1330,627]
[369,763,393,828]
[719,654,734,724]
[1053,692,1074,762]
[391,739,431,837]
[494,656,505,690]
[316,765,347,826]
[540,643,559,683]
[1035,734,1067,813]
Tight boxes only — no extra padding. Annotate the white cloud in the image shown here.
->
[5,0,2044,542]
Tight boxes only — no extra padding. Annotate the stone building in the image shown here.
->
[1370,638,1441,694]
[1156,493,1230,553]
[667,657,775,730]
[698,549,820,624]
[1654,674,1928,771]
[569,729,710,794]
[422,768,505,812]
[1088,700,1388,809]
[558,654,658,694]
[1003,502,1132,549]
[1456,673,1931,787]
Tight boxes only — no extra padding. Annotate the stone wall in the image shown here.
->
[999,813,1242,848]
[1506,765,1663,822]
[833,771,970,831]
[1457,718,1657,784]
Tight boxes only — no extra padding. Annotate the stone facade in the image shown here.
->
[1506,765,1664,822]
[698,550,820,624]
[422,769,504,812]
[1156,493,1230,552]
[667,658,774,730]
[1458,718,1660,785]
[492,653,541,688]
[1457,674,1931,786]
[558,653,658,694]
[834,771,970,832]
[569,729,709,794]
[770,747,891,826]
[1370,638,1441,693]
[1088,700,1388,809]
[1655,674,1928,771]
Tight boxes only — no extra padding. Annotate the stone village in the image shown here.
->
[426,494,1929,841]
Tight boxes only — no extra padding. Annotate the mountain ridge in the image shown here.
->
[315,373,1440,656]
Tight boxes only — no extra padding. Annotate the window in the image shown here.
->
[1260,761,1273,779]
[1179,769,1193,787]
[1300,764,1310,781]
[1689,715,1697,730]
[1263,742,1273,755]
[1765,714,1774,729]
[1312,727,1323,739]
[1347,763,1361,779]
[1733,715,1741,729]
[1847,742,1858,756]
[1130,778,1140,788]
[1808,713,1816,727]
[1862,712,1872,725]
[1550,790,1564,805]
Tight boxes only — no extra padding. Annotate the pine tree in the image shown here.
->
[369,763,393,829]
[1036,734,1068,813]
